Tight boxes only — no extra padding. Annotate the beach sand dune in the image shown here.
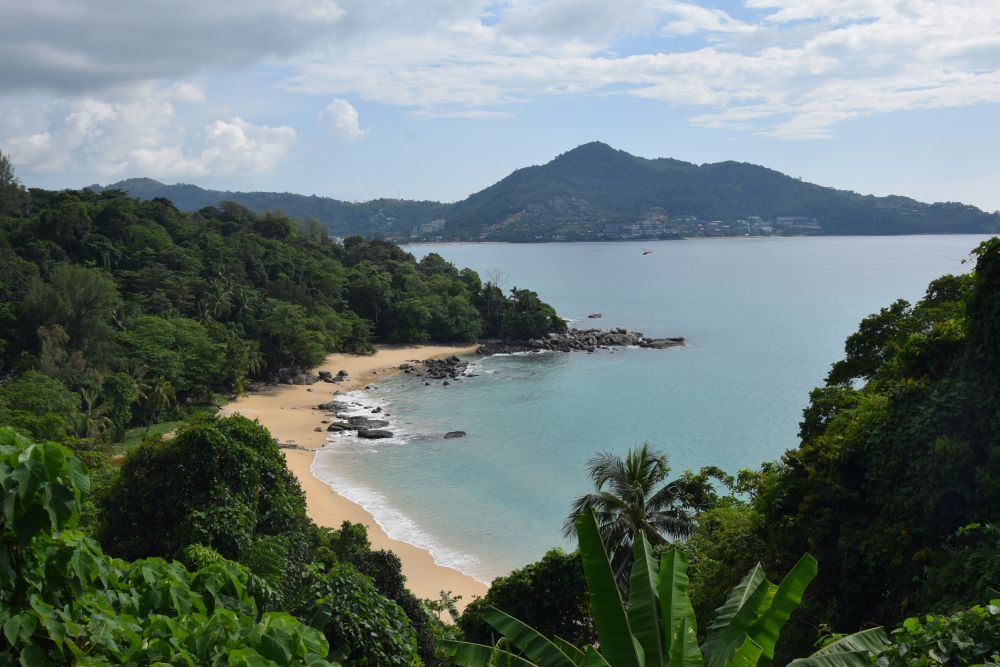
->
[220,344,488,608]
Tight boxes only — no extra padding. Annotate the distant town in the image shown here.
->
[402,207,822,243]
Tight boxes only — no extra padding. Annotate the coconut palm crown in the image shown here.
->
[563,442,694,582]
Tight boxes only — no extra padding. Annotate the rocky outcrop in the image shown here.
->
[357,428,393,439]
[317,401,352,412]
[403,355,469,380]
[326,422,353,432]
[638,337,686,349]
[273,367,319,385]
[476,328,685,355]
[348,416,390,429]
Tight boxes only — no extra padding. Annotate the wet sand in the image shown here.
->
[220,344,488,607]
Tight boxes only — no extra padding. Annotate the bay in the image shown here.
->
[312,235,990,584]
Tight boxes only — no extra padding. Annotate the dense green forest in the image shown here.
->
[2,158,999,665]
[0,177,563,444]
[92,142,1000,241]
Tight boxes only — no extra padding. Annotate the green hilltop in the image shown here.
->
[91,142,1000,241]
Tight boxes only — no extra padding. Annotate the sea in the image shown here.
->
[311,235,992,584]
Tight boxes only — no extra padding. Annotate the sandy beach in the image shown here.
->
[220,344,488,607]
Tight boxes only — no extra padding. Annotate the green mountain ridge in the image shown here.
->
[89,142,1000,241]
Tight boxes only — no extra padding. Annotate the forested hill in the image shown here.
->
[87,177,449,240]
[0,184,564,443]
[90,142,999,241]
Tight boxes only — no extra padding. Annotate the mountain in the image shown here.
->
[87,178,449,239]
[90,142,1000,241]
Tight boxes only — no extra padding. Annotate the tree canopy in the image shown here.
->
[0,188,563,444]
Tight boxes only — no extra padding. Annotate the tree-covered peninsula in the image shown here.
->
[0,178,564,444]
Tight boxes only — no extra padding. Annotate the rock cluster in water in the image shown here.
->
[315,400,396,439]
[397,355,469,380]
[476,327,685,355]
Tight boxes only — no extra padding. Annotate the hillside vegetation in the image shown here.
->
[92,142,999,241]
[2,158,999,665]
[0,181,563,444]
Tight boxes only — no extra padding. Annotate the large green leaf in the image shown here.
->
[727,637,764,667]
[787,627,890,667]
[484,607,577,667]
[658,548,704,667]
[807,628,889,656]
[746,554,818,666]
[701,564,770,667]
[552,637,586,666]
[437,639,539,667]
[628,533,664,667]
[785,650,871,667]
[580,646,614,667]
[575,510,643,667]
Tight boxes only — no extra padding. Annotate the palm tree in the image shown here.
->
[143,375,176,434]
[563,442,694,583]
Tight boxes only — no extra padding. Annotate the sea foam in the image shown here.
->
[310,386,491,583]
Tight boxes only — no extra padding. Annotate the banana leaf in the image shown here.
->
[785,650,871,667]
[437,639,538,667]
[580,646,614,667]
[628,533,664,666]
[787,627,890,667]
[727,637,765,667]
[700,564,770,667]
[745,554,817,666]
[575,510,643,667]
[551,637,587,666]
[658,548,704,667]
[483,607,577,667]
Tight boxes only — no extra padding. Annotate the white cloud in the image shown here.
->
[0,0,345,93]
[3,91,296,180]
[4,0,1000,150]
[659,1,756,36]
[283,0,1000,139]
[319,99,369,141]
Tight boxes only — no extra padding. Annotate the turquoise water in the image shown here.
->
[312,236,991,583]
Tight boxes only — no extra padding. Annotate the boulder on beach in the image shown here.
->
[326,422,353,432]
[357,428,393,439]
[348,416,390,429]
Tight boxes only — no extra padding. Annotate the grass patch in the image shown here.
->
[112,405,221,456]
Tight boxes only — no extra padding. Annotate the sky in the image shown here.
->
[1,0,999,211]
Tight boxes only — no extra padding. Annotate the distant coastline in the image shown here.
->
[89,142,999,242]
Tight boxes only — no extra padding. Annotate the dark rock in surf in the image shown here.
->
[357,428,393,439]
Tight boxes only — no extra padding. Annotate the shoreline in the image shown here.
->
[219,344,488,608]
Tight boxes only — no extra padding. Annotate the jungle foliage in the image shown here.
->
[0,426,333,666]
[0,185,563,444]
[440,509,890,667]
[458,238,1000,665]
[669,238,1000,660]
